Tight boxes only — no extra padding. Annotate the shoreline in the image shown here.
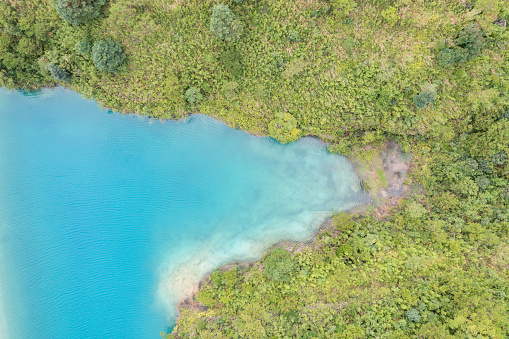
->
[173,140,413,320]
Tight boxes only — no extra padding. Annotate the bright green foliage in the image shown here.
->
[381,6,398,27]
[48,63,70,82]
[184,87,203,104]
[437,48,455,68]
[56,0,105,26]
[75,39,91,56]
[91,39,125,73]
[332,0,357,18]
[210,4,243,42]
[413,89,437,109]
[268,112,300,144]
[262,247,295,281]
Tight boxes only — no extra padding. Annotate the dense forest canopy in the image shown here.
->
[1,0,508,337]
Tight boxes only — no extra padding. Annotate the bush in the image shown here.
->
[56,0,105,25]
[91,39,125,73]
[48,63,70,83]
[500,110,509,120]
[492,152,507,165]
[184,87,203,104]
[218,48,243,78]
[268,112,301,144]
[263,247,295,281]
[475,176,490,190]
[75,39,92,56]
[413,89,436,109]
[455,24,485,62]
[406,308,421,322]
[437,48,455,68]
[210,4,243,42]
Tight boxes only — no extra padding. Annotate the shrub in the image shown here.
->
[268,112,301,144]
[437,48,455,68]
[406,308,421,322]
[210,4,243,42]
[492,152,507,165]
[455,24,485,62]
[500,110,509,120]
[56,0,105,25]
[75,39,91,56]
[91,39,125,73]
[263,247,295,281]
[413,89,436,108]
[288,29,300,42]
[219,48,243,78]
[381,6,399,27]
[475,176,490,190]
[48,63,70,82]
[184,87,203,104]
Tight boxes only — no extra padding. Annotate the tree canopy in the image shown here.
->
[56,0,105,25]
[91,38,125,73]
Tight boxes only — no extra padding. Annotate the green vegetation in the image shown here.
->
[91,39,125,73]
[56,0,105,26]
[0,0,508,337]
[210,4,243,42]
[48,63,70,83]
[170,139,509,337]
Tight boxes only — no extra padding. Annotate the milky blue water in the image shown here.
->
[0,87,366,338]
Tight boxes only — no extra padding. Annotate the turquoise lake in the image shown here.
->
[0,87,366,338]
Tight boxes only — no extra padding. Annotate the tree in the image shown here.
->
[262,247,295,281]
[91,38,125,73]
[56,0,105,26]
[413,89,436,109]
[48,63,70,82]
[184,87,203,104]
[210,4,243,42]
[268,112,301,144]
[437,48,455,68]
[75,39,92,56]
[455,24,485,62]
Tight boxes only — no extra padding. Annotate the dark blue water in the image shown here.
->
[0,88,366,338]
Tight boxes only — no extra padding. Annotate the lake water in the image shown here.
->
[0,88,366,338]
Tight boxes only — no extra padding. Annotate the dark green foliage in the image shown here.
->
[48,63,70,82]
[436,48,455,68]
[233,0,243,3]
[455,24,485,62]
[218,48,243,78]
[75,39,91,56]
[262,247,295,281]
[413,89,436,108]
[56,0,105,26]
[184,87,203,104]
[91,39,125,73]
[209,4,243,42]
